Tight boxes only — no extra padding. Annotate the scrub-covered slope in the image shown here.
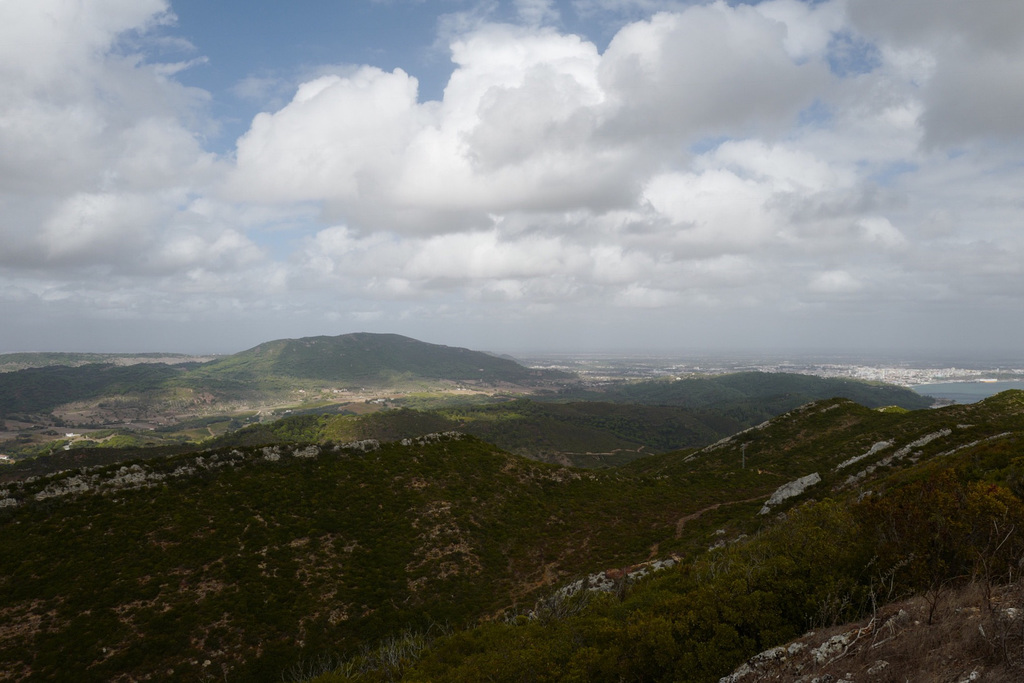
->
[185,332,570,389]
[4,392,1023,682]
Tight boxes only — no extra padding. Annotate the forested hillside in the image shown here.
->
[0,333,569,420]
[314,391,1024,682]
[561,370,933,413]
[0,363,186,415]
[191,333,569,385]
[2,392,1024,681]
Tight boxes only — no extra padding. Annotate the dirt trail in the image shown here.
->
[675,495,765,538]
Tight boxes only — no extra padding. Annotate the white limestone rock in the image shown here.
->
[759,473,821,515]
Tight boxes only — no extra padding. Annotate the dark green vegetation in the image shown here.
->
[380,370,932,465]
[310,393,1024,682]
[375,479,1024,683]
[0,333,569,421]
[2,391,1024,681]
[249,369,931,463]
[196,401,721,467]
[1,332,932,477]
[562,370,934,412]
[415,401,720,465]
[0,435,704,682]
[0,352,203,373]
[0,363,187,415]
[39,378,927,470]
[189,333,570,389]
[0,335,929,425]
[265,371,931,466]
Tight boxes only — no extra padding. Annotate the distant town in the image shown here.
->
[518,354,1024,387]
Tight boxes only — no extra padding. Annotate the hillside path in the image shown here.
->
[675,495,765,538]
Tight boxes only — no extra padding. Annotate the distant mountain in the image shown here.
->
[188,333,570,387]
[0,333,571,417]
[0,352,206,373]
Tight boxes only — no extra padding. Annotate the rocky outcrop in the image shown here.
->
[760,473,821,515]
[555,556,681,598]
[836,441,892,470]
[844,429,952,487]
[718,578,1024,683]
[399,432,463,447]
[1,434,463,508]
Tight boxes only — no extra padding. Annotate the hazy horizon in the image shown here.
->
[4,330,1024,369]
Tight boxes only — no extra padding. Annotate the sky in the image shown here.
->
[1,0,1023,357]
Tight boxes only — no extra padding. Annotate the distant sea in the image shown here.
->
[913,380,1024,404]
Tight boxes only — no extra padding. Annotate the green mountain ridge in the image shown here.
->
[0,333,571,420]
[212,371,932,467]
[0,376,930,480]
[0,335,932,424]
[0,352,208,374]
[213,333,566,384]
[3,392,1024,681]
[0,333,931,477]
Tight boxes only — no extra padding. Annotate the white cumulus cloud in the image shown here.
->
[3,0,1024,354]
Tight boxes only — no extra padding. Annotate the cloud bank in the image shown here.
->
[2,0,1023,354]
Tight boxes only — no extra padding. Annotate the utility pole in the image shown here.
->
[742,443,746,469]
